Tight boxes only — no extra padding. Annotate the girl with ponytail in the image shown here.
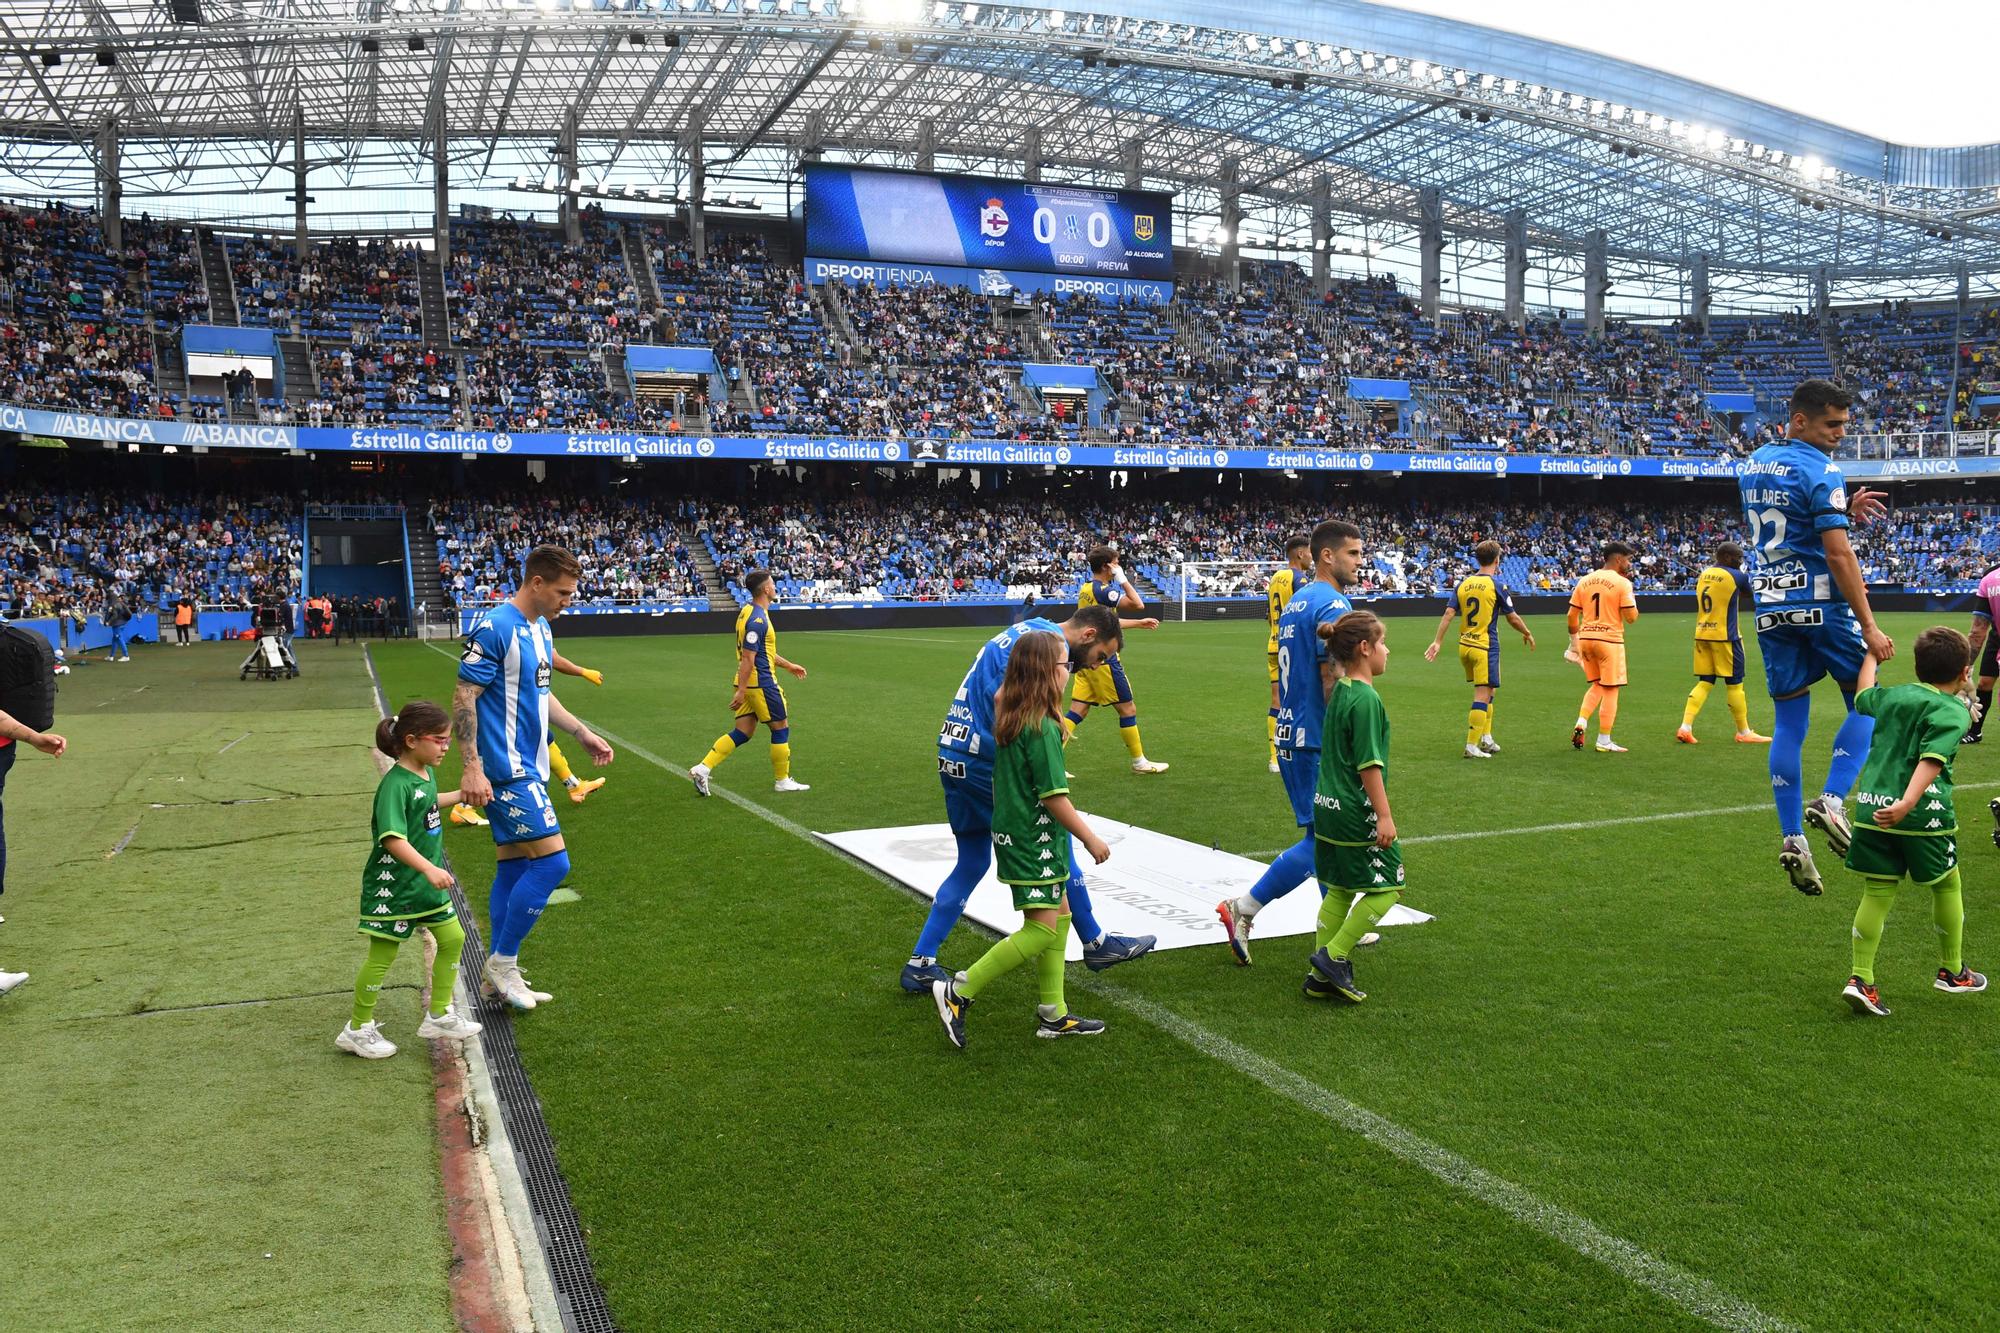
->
[338,700,483,1059]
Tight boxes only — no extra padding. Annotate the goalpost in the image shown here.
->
[1176,559,1290,622]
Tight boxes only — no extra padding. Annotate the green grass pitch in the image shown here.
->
[366,608,2000,1331]
[15,612,1993,1331]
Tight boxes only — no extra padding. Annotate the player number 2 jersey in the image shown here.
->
[458,603,553,784]
[1693,565,1748,642]
[1737,439,1850,619]
[1452,574,1514,650]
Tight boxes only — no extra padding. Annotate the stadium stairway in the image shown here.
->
[688,539,734,612]
[152,330,188,414]
[603,352,633,403]
[816,282,861,355]
[278,335,317,412]
[194,226,239,325]
[404,508,448,633]
[623,226,663,310]
[415,250,451,349]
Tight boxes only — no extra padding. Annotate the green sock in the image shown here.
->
[1314,888,1342,953]
[428,916,466,1018]
[1323,890,1400,959]
[351,936,401,1027]
[1931,867,1964,975]
[959,918,1060,1000]
[1851,880,1898,984]
[1037,913,1072,1016]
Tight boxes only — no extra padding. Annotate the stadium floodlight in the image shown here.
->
[1750,144,1765,159]
[1479,73,1493,90]
[1240,33,1256,51]
[1501,77,1516,93]
[1293,39,1309,56]
[1338,48,1353,64]
[961,2,977,17]
[1412,60,1429,80]
[1797,154,1821,178]
[1047,8,1064,27]
[1821,164,1839,181]
[1381,56,1398,75]
[1452,69,1467,86]
[1316,43,1332,61]
[1523,83,1538,98]
[1705,128,1725,150]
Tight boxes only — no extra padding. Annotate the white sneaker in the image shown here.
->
[689,762,712,797]
[0,969,27,997]
[1463,744,1490,759]
[1595,739,1629,753]
[773,777,811,792]
[514,971,554,1003]
[335,1021,398,1059]
[416,1007,484,1040]
[482,954,537,1010]
[1478,736,1502,754]
[1131,758,1169,774]
[1804,793,1853,858]
[1357,932,1381,947]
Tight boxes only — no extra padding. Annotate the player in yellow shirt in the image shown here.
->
[1066,545,1167,774]
[690,569,811,795]
[1264,535,1311,772]
[1567,541,1640,753]
[1677,541,1771,746]
[1423,540,1536,758]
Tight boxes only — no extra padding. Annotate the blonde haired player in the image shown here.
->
[1424,539,1535,758]
[1568,542,1639,753]
[1265,535,1311,772]
[1677,541,1770,746]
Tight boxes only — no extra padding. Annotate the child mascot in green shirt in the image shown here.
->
[933,630,1111,1048]
[1841,626,1987,1017]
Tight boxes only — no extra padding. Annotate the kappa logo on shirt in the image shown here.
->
[1926,818,1944,829]
[375,888,393,899]
[376,870,395,882]
[373,904,391,915]
[514,823,533,836]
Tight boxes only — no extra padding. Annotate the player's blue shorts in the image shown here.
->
[939,762,994,835]
[1278,747,1319,829]
[488,776,562,846]
[1756,604,1868,698]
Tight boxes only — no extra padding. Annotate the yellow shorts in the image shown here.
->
[1578,640,1628,688]
[735,683,788,724]
[1072,657,1134,707]
[1267,649,1280,684]
[1457,642,1500,688]
[1691,639,1746,685]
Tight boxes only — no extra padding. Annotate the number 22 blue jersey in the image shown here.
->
[1275,581,1353,752]
[1737,439,1850,618]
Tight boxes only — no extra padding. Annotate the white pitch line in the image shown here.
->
[1244,779,2000,860]
[587,717,1795,1333]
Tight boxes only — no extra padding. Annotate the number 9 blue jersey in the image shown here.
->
[1737,439,1850,612]
[1275,581,1353,752]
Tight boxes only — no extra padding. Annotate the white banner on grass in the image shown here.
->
[817,813,1431,962]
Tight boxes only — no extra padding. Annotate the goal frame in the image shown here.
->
[1176,560,1289,622]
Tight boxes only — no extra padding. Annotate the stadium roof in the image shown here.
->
[3,0,1994,296]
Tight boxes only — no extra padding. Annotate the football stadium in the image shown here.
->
[4,0,2000,1327]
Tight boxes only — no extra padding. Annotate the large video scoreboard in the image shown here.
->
[803,163,1174,287]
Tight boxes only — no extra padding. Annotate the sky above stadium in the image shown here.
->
[1377,1,2000,146]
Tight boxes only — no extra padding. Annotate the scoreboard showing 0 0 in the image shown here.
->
[1031,204,1115,250]
[804,163,1175,283]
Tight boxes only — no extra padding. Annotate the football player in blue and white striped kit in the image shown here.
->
[453,545,614,1011]
[900,603,1156,993]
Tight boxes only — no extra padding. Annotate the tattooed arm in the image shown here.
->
[453,680,492,807]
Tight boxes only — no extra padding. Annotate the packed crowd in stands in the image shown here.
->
[430,493,708,608]
[0,488,302,618]
[692,488,1996,604]
[448,215,642,351]
[0,203,1995,458]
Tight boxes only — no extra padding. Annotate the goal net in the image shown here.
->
[1176,559,1290,622]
